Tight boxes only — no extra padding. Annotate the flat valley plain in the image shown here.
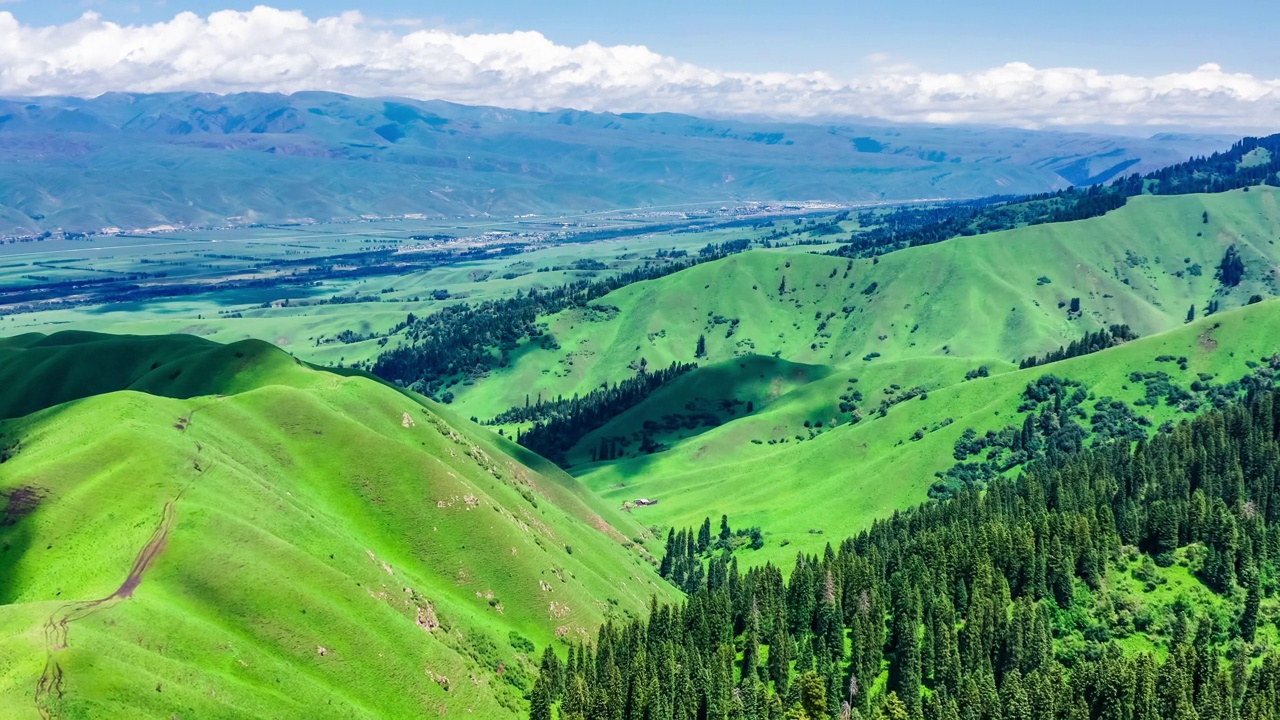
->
[0,202,851,367]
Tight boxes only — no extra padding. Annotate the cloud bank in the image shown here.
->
[0,6,1277,130]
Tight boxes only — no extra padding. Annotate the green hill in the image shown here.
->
[576,300,1280,568]
[0,331,311,420]
[0,333,674,719]
[445,188,1280,567]
[455,187,1280,421]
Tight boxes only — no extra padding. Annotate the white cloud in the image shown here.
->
[0,6,1277,130]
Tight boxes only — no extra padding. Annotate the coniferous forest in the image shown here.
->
[491,361,697,464]
[1019,325,1139,369]
[372,240,750,394]
[832,135,1280,259]
[529,386,1280,720]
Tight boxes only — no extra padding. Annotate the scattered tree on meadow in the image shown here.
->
[1217,244,1245,288]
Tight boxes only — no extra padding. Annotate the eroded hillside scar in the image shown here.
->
[112,498,177,599]
[1,485,46,526]
[34,496,180,719]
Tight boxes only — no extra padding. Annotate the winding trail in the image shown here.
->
[34,497,179,719]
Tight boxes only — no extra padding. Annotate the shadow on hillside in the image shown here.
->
[557,355,838,498]
[0,486,40,604]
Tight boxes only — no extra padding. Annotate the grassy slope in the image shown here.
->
[556,355,834,466]
[0,331,312,420]
[577,301,1280,568]
[0,333,675,719]
[4,225,770,370]
[457,187,1280,420]
[447,188,1280,567]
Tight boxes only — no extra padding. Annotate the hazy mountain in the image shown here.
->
[0,92,1235,236]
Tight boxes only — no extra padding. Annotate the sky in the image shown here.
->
[0,1,1277,131]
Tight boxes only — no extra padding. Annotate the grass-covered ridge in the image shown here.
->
[574,300,1280,567]
[443,188,1280,567]
[458,187,1280,420]
[0,332,675,719]
[0,331,312,420]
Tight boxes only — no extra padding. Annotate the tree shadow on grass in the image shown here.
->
[0,484,42,604]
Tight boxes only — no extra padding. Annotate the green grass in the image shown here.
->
[1089,547,1279,660]
[569,300,1280,569]
[0,333,676,719]
[4,187,1280,714]
[3,221,781,369]
[442,188,1280,568]
[458,187,1280,417]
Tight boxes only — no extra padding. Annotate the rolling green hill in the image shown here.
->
[0,331,310,420]
[575,299,1280,568]
[447,187,1280,567]
[0,333,674,719]
[455,187,1280,421]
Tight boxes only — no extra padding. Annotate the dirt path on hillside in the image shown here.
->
[32,410,218,720]
[34,497,179,719]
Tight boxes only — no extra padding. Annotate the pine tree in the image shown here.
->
[698,517,713,553]
[539,645,563,699]
[888,576,922,717]
[769,619,793,695]
[529,675,554,720]
[1240,561,1261,642]
[797,671,828,720]
[877,692,910,720]
[1217,245,1245,287]
[1047,534,1074,609]
[816,572,845,662]
[742,600,762,683]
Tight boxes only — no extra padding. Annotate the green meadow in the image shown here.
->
[4,216,832,369]
[0,332,675,719]
[3,179,1280,717]
[448,188,1280,565]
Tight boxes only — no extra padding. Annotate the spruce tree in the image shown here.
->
[698,517,712,553]
[1240,561,1261,642]
[529,675,554,720]
[742,600,762,683]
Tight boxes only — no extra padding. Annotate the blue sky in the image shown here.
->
[10,0,1276,77]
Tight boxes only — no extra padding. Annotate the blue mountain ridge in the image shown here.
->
[0,92,1236,236]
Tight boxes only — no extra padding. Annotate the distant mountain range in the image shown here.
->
[0,92,1238,236]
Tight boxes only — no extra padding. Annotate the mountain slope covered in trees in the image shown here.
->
[833,133,1280,258]
[570,301,1280,565]
[425,187,1280,568]
[530,383,1280,719]
[452,187,1280,421]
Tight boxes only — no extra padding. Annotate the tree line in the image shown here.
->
[1018,324,1138,369]
[832,133,1280,260]
[529,383,1280,720]
[493,361,696,465]
[371,239,751,395]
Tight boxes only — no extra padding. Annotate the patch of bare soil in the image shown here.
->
[36,498,179,719]
[1199,323,1220,351]
[1,485,46,527]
